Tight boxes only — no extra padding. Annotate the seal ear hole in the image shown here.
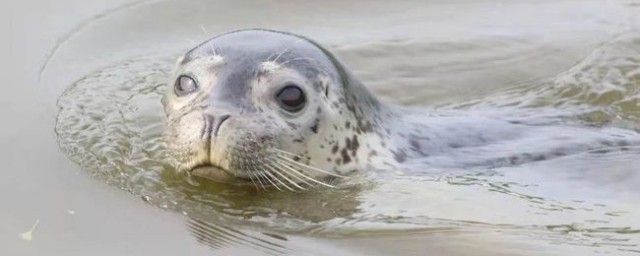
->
[276,84,306,113]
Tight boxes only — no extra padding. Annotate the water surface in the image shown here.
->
[37,0,640,255]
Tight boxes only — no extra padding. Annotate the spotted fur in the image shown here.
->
[163,29,640,189]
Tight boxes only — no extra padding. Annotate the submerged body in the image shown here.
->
[162,29,640,189]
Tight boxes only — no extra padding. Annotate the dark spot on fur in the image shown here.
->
[617,140,629,147]
[351,135,360,152]
[410,139,420,151]
[286,121,299,129]
[551,150,566,157]
[409,139,428,156]
[345,121,351,129]
[508,156,519,165]
[601,140,614,147]
[341,148,352,164]
[310,118,320,133]
[382,161,396,168]
[532,155,546,161]
[359,121,374,133]
[391,149,407,163]
[449,143,462,148]
[592,149,611,154]
[332,145,339,154]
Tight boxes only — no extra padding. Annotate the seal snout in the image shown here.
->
[201,113,231,140]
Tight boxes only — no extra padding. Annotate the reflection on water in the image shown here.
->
[52,0,640,254]
[186,219,288,255]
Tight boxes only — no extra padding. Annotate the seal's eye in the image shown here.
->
[175,75,198,95]
[276,85,306,112]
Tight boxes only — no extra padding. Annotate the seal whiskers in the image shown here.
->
[265,160,317,188]
[268,38,305,63]
[270,149,348,178]
[241,157,262,190]
[252,158,289,191]
[257,164,290,191]
[263,163,305,191]
[269,157,336,188]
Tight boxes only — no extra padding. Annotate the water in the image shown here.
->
[21,0,640,255]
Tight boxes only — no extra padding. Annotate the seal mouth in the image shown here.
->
[189,164,257,185]
[177,149,347,191]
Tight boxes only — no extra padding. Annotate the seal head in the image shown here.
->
[162,29,381,189]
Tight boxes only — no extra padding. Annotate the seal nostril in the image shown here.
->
[202,114,215,140]
[202,114,231,139]
[213,114,231,137]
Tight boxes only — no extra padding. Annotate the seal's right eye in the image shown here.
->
[276,85,306,113]
[175,75,198,96]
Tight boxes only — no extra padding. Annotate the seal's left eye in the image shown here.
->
[175,75,198,95]
[276,85,306,113]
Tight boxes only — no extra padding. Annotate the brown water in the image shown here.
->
[6,0,640,255]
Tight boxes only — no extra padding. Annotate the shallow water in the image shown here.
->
[18,0,640,255]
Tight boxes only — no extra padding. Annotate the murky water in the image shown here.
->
[48,0,640,255]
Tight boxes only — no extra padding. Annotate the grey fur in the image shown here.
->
[163,29,640,188]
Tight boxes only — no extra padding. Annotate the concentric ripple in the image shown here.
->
[56,34,640,254]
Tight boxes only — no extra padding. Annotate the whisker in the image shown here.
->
[199,24,209,35]
[269,158,335,188]
[242,157,265,190]
[209,43,221,58]
[246,168,258,190]
[197,24,220,57]
[251,158,282,191]
[265,159,315,188]
[277,57,314,67]
[276,154,348,179]
[258,164,294,191]
[241,162,258,189]
[272,38,304,63]
[263,162,304,191]
[271,149,348,178]
[272,48,289,63]
[259,171,281,191]
[269,148,301,157]
[265,52,279,63]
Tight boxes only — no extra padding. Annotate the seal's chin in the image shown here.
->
[190,165,255,185]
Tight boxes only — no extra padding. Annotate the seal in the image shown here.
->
[162,29,640,190]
